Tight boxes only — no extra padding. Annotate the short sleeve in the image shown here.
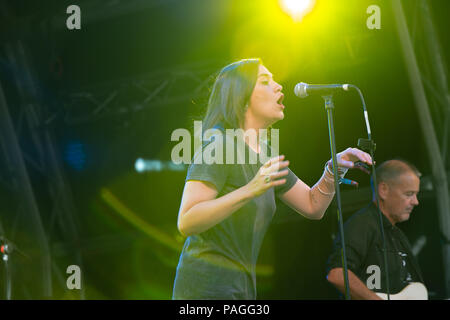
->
[185,136,230,193]
[326,213,372,275]
[275,167,298,196]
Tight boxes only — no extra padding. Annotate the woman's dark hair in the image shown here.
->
[202,58,261,134]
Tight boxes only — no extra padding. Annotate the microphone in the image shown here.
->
[294,82,350,98]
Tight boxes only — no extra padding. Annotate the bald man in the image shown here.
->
[326,159,425,300]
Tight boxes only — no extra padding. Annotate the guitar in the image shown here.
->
[376,282,428,300]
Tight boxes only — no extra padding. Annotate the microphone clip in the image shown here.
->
[357,138,376,154]
[339,161,371,188]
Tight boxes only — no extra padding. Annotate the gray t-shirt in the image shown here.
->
[172,127,298,299]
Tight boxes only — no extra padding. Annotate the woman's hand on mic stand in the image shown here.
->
[328,147,373,171]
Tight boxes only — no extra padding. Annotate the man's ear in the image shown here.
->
[378,182,389,200]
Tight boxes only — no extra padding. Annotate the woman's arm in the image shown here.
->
[279,148,373,220]
[177,155,290,237]
[279,167,335,220]
[177,180,253,237]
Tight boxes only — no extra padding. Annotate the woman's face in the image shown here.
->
[246,65,285,127]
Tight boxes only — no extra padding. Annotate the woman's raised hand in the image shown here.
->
[331,147,373,169]
[246,155,290,198]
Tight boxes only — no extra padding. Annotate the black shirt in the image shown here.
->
[172,125,298,299]
[327,203,424,295]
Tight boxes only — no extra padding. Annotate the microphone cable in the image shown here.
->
[348,84,391,300]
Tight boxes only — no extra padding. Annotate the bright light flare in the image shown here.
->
[135,158,146,172]
[279,0,316,21]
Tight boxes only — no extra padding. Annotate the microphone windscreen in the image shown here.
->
[294,82,308,98]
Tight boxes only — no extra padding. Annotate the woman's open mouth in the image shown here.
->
[277,94,285,108]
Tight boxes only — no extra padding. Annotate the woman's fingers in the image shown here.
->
[259,157,289,187]
[249,155,289,197]
[338,148,373,167]
[263,155,284,168]
[261,156,289,176]
[268,160,289,173]
[270,178,287,187]
[338,158,355,168]
[268,169,289,180]
[349,148,372,164]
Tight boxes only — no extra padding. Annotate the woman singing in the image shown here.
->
[172,58,372,299]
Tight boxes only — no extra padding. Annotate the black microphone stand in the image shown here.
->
[322,95,351,300]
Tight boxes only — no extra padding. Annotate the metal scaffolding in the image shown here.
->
[393,0,450,297]
[0,0,219,299]
[49,61,218,126]
[0,40,85,299]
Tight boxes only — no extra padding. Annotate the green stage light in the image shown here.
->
[280,0,315,21]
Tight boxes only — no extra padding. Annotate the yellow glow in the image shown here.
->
[230,0,327,82]
[100,188,183,252]
[280,0,315,21]
[100,187,274,277]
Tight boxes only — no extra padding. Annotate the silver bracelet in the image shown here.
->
[324,162,335,183]
[325,161,349,180]
[325,161,334,176]
[317,184,335,196]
